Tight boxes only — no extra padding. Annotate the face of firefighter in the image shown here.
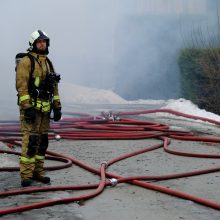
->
[35,39,47,52]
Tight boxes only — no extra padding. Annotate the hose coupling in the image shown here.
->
[100,111,114,121]
[55,134,61,141]
[109,178,118,187]
[101,161,108,168]
[113,114,120,121]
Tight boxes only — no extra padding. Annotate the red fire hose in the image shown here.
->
[0,108,220,216]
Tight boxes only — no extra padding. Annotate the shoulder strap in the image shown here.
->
[26,53,35,76]
[46,57,54,72]
[24,54,54,74]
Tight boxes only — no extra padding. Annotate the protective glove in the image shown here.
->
[24,107,36,123]
[53,108,62,122]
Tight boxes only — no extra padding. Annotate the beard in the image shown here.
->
[32,46,49,55]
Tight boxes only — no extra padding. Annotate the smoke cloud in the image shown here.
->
[0,0,218,107]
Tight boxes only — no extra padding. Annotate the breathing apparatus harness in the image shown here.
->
[16,53,61,110]
[29,54,61,111]
[29,55,60,100]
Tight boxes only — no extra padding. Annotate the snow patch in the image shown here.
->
[162,98,220,121]
[60,82,127,104]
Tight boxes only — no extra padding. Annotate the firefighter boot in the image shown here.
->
[21,178,32,187]
[32,174,50,184]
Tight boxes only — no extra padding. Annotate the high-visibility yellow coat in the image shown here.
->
[16,52,61,112]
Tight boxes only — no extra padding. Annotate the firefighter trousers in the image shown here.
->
[19,109,50,180]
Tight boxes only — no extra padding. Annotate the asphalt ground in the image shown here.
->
[0,110,220,220]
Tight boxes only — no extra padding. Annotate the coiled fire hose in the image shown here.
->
[0,108,220,216]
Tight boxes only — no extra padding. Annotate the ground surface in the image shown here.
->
[0,104,220,220]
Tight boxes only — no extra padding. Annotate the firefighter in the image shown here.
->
[16,30,62,187]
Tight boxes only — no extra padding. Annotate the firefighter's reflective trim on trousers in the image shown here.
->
[19,94,30,104]
[20,156,35,163]
[34,76,40,87]
[53,95,60,101]
[32,98,51,112]
[35,155,45,160]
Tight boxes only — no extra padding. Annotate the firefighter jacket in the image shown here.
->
[16,52,61,112]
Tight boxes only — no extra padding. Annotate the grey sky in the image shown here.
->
[0,0,218,105]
